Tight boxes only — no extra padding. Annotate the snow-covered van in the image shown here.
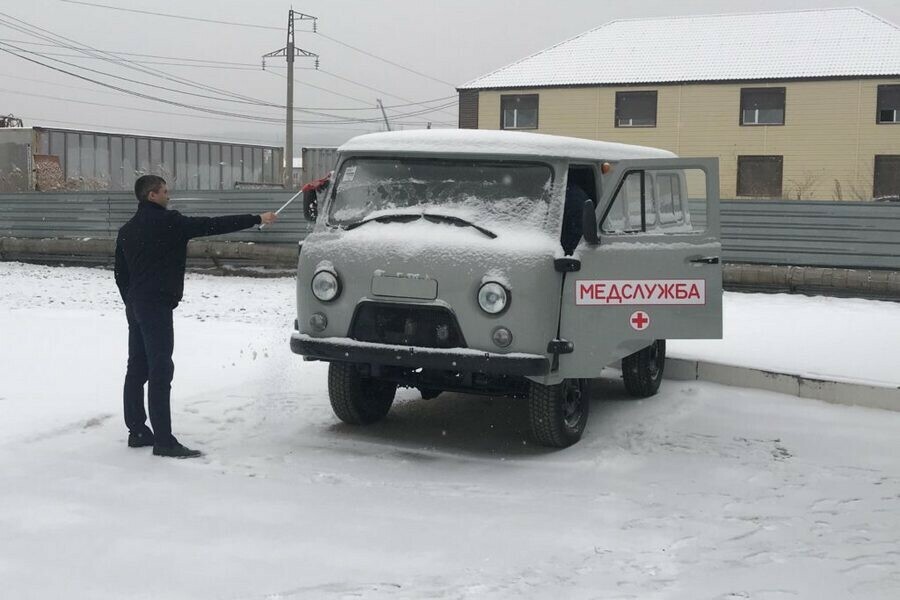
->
[291,130,722,447]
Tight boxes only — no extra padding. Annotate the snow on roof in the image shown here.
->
[338,129,675,161]
[460,8,900,89]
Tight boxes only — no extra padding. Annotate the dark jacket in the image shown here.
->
[115,201,260,306]
[561,183,589,255]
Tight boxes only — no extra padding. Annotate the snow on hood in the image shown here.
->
[305,219,560,271]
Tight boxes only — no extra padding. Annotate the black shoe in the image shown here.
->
[127,428,155,448]
[153,442,203,459]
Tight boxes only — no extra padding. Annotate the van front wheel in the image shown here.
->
[328,362,396,425]
[528,378,590,448]
[622,339,666,398]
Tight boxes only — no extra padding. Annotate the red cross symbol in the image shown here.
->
[630,311,650,331]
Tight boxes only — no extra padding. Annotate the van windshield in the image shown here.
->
[328,157,554,232]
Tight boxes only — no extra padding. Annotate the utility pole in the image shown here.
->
[376,99,392,131]
[263,9,318,189]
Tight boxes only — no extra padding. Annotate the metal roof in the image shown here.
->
[459,8,900,90]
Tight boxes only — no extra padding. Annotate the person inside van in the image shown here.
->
[561,180,589,255]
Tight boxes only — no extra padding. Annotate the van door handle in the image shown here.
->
[688,256,719,264]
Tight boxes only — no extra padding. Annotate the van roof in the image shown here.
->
[338,130,676,161]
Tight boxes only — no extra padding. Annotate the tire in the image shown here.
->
[528,378,590,448]
[327,362,397,425]
[622,339,666,398]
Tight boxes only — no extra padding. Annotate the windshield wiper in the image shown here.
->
[341,211,496,239]
[342,212,422,231]
[422,213,497,238]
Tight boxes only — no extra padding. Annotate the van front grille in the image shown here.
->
[349,303,465,349]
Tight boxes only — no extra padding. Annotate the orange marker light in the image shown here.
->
[600,162,612,175]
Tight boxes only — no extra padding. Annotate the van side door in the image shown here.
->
[555,158,722,379]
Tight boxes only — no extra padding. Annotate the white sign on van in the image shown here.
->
[576,279,706,305]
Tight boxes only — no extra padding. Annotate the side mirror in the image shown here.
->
[582,198,598,245]
[302,189,318,222]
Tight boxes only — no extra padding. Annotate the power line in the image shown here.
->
[8,49,291,71]
[0,43,285,123]
[316,32,455,87]
[0,17,457,119]
[0,12,279,109]
[58,0,282,31]
[0,38,288,68]
[0,42,458,125]
[0,39,282,110]
[318,69,458,119]
[0,88,379,132]
[258,69,456,111]
[57,0,460,90]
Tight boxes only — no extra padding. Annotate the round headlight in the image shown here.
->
[477,282,509,315]
[311,270,340,302]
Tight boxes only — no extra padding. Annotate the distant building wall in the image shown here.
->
[472,78,900,200]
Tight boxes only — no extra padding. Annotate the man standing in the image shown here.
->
[114,175,277,458]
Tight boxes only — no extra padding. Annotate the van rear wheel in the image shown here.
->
[527,378,590,448]
[622,339,666,398]
[328,362,396,425]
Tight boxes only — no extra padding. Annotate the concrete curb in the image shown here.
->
[724,263,900,300]
[665,358,900,411]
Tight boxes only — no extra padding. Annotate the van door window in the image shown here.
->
[655,173,684,224]
[601,168,707,235]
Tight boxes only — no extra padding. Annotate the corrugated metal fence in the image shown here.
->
[0,191,310,245]
[719,200,900,270]
[0,193,898,270]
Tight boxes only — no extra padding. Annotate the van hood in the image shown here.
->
[307,219,560,268]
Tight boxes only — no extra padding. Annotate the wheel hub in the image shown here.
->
[562,380,584,429]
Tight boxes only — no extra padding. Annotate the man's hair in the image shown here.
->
[135,174,166,203]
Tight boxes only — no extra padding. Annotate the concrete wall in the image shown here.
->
[474,78,900,200]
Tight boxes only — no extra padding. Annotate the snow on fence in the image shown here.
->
[0,193,898,270]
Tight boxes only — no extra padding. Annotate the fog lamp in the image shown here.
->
[309,312,328,332]
[492,326,513,348]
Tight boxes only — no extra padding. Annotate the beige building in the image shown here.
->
[458,8,900,201]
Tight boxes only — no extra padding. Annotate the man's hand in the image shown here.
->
[259,212,278,225]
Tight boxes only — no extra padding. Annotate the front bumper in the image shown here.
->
[290,333,550,376]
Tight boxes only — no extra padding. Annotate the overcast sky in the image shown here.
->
[1,0,898,150]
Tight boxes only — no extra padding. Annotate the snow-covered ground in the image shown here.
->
[668,293,900,388]
[1,262,899,599]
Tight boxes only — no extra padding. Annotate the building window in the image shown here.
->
[740,88,785,125]
[501,95,538,130]
[615,91,657,127]
[874,155,900,199]
[737,155,783,197]
[877,85,900,124]
[458,90,479,129]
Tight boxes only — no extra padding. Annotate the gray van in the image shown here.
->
[291,130,722,447]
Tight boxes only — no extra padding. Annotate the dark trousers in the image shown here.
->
[123,299,176,446]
